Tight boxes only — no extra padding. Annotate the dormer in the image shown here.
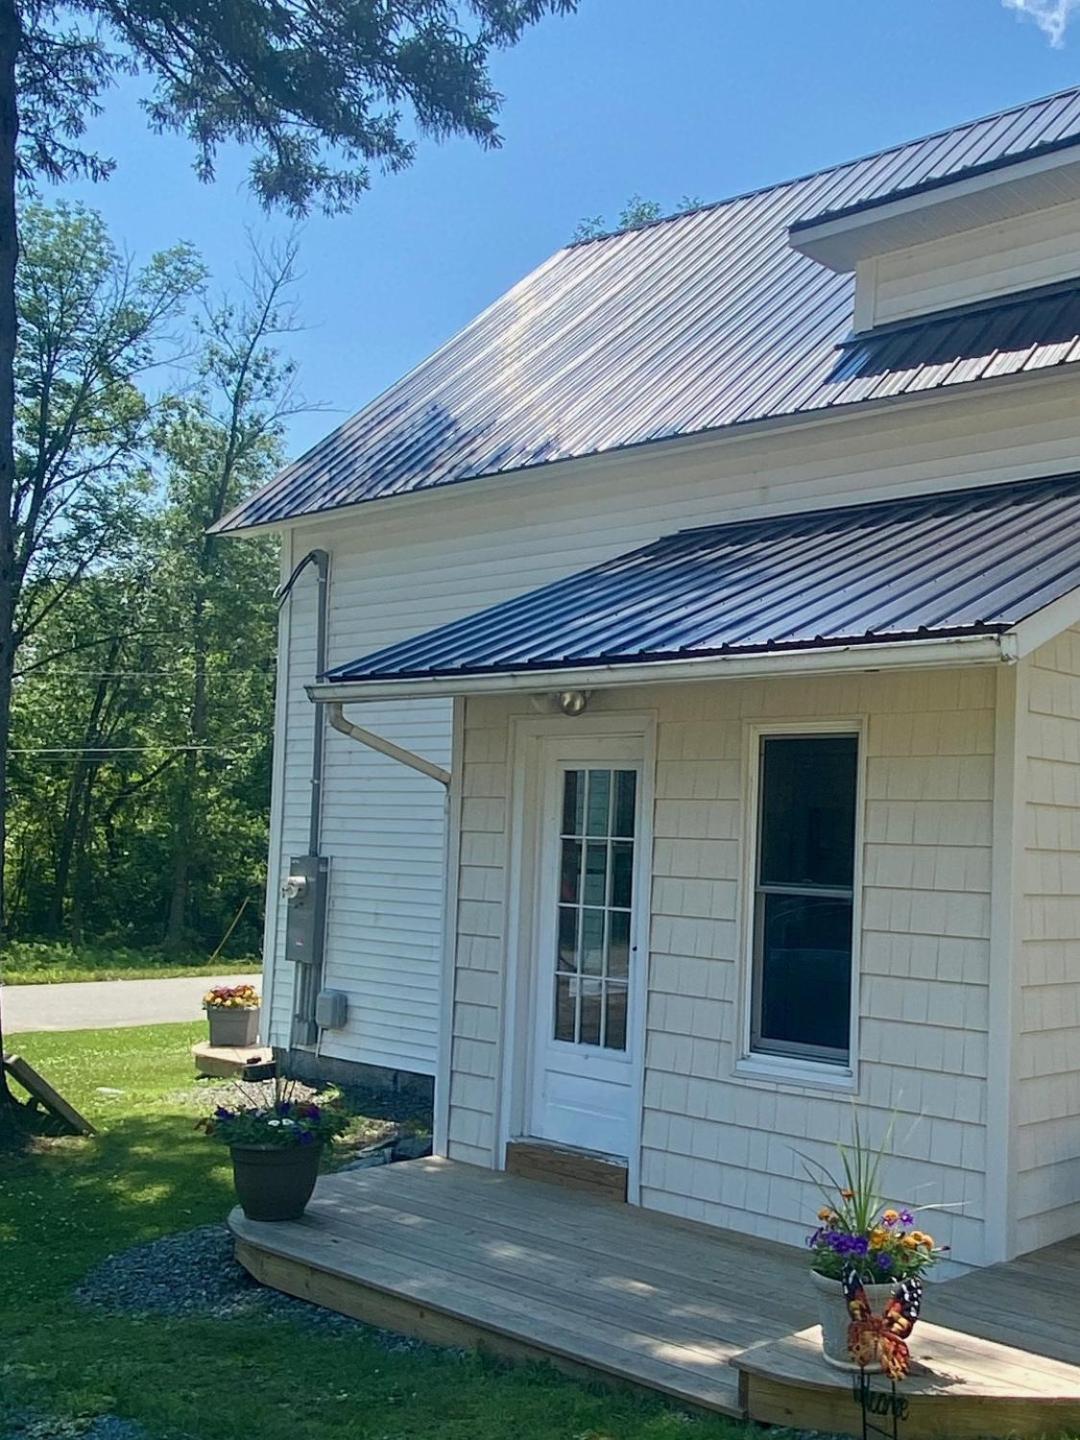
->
[790,143,1080,333]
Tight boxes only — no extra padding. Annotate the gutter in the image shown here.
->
[307,633,1015,707]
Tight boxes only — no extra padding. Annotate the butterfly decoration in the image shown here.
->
[843,1266,923,1380]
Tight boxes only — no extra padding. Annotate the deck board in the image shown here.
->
[230,1157,1080,1437]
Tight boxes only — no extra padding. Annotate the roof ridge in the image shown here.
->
[566,82,1080,250]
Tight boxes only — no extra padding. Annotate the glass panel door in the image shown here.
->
[553,767,637,1052]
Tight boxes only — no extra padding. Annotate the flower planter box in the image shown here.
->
[206,1005,260,1048]
[230,1142,322,1221]
[812,1270,896,1371]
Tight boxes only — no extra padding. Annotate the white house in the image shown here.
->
[216,86,1080,1272]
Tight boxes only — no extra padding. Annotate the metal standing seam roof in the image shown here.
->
[322,474,1080,683]
[215,86,1080,535]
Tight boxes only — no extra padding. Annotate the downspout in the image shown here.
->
[324,702,451,788]
[276,548,331,853]
[275,548,331,1051]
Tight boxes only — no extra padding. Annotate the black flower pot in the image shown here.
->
[230,1143,322,1221]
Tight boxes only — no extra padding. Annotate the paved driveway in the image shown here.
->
[2,972,258,1034]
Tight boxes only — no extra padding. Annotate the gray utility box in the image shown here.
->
[283,854,329,966]
[315,989,349,1030]
[285,854,329,1047]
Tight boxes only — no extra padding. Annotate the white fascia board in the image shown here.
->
[790,147,1080,273]
[1006,588,1080,657]
[307,634,1008,705]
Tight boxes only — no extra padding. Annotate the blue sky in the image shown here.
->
[62,0,1080,458]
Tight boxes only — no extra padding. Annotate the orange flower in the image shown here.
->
[841,1189,855,1201]
[901,1234,919,1250]
[921,1234,935,1251]
[882,1209,899,1225]
[817,1207,833,1222]
[869,1228,888,1250]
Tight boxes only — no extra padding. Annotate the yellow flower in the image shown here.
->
[869,1228,888,1250]
[817,1207,833,1222]
[882,1209,899,1225]
[902,1234,919,1250]
[921,1234,935,1251]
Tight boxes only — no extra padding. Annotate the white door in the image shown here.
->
[528,735,645,1157]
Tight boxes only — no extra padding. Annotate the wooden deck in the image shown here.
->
[230,1157,1080,1438]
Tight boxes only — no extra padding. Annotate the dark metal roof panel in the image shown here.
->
[792,86,1080,228]
[217,88,1080,534]
[325,474,1080,682]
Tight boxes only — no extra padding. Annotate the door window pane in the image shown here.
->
[586,770,611,836]
[551,764,638,1053]
[751,734,857,1064]
[562,770,584,835]
[604,982,628,1050]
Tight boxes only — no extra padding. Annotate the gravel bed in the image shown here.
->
[2,1415,146,1440]
[75,1223,435,1352]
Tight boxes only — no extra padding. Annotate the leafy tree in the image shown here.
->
[153,240,301,953]
[0,0,580,1115]
[572,192,704,242]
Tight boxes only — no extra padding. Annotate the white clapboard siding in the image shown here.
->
[449,669,996,1269]
[858,198,1080,329]
[264,371,1080,1076]
[1016,628,1080,1253]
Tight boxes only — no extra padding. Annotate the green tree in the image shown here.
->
[153,241,299,953]
[572,193,703,242]
[0,0,580,1114]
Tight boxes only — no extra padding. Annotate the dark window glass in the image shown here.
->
[752,734,857,1064]
[562,770,584,835]
[757,894,853,1055]
[759,736,857,890]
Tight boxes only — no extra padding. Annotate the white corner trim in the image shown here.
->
[986,661,1025,1263]
[433,696,465,1160]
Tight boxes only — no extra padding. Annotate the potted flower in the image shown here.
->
[202,1079,348,1221]
[803,1116,948,1371]
[203,983,261,1048]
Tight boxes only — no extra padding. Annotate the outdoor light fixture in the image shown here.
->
[557,690,589,716]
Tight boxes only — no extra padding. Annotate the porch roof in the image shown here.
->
[318,474,1080,695]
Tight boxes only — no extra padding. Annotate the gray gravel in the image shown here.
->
[75,1222,434,1350]
[2,1415,146,1440]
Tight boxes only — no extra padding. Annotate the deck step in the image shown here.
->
[505,1139,627,1201]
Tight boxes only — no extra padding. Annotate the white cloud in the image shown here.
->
[1003,0,1080,47]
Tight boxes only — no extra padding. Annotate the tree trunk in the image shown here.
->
[0,0,21,1120]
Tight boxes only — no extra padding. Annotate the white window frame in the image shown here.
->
[734,718,865,1093]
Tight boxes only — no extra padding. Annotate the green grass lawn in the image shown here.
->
[2,940,260,985]
[0,1023,756,1440]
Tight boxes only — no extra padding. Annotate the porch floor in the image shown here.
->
[230,1157,1080,1437]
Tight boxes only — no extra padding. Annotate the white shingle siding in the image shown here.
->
[1016,627,1080,1252]
[447,669,996,1267]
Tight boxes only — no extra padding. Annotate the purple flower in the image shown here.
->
[214,1106,233,1120]
[899,1209,914,1226]
[876,1253,893,1272]
[275,1100,291,1116]
[851,1236,869,1256]
[298,1130,315,1146]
